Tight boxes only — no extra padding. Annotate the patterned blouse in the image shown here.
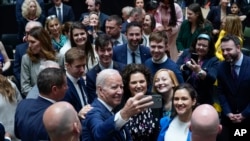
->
[126,108,158,141]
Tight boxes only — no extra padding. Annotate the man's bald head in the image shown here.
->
[190,104,222,140]
[43,102,81,141]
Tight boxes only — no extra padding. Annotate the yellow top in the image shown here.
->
[215,30,243,61]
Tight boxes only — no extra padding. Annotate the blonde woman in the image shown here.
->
[45,16,68,52]
[215,14,243,61]
[0,74,22,141]
[18,0,45,42]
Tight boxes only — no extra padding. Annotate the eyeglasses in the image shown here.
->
[46,15,56,20]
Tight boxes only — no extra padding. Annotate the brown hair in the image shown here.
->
[0,75,16,103]
[65,48,86,64]
[27,27,56,62]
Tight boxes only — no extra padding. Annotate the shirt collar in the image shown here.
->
[66,71,79,85]
[127,44,140,55]
[152,54,168,64]
[234,53,243,67]
[55,3,63,9]
[38,95,56,103]
[99,61,114,70]
[98,98,113,112]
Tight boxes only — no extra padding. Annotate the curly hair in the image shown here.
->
[21,0,42,19]
[121,64,152,99]
[27,27,56,62]
[0,75,16,103]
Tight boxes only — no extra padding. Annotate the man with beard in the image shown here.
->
[113,21,151,65]
[217,35,250,141]
[105,15,127,47]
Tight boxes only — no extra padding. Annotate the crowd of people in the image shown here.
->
[0,0,250,141]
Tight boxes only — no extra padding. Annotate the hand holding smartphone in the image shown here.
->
[191,53,198,64]
[143,94,162,109]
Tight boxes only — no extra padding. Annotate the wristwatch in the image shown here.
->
[197,70,204,78]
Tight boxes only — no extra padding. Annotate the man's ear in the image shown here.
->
[218,124,222,134]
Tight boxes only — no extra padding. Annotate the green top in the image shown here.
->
[176,20,213,51]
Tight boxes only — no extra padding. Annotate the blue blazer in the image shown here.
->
[13,43,28,89]
[63,77,94,112]
[112,44,151,65]
[86,61,125,97]
[47,4,75,23]
[218,55,250,124]
[82,99,132,141]
[157,116,191,141]
[14,97,51,141]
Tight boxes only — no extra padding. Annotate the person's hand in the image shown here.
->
[212,29,219,35]
[189,59,202,73]
[78,104,93,119]
[82,16,90,26]
[120,93,153,120]
[234,113,245,123]
[227,113,237,122]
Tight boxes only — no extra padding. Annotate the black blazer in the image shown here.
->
[47,4,75,23]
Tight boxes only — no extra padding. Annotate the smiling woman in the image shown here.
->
[121,63,158,141]
[157,83,197,141]
[176,33,219,105]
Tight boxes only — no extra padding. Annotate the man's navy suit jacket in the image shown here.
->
[112,44,151,65]
[47,4,75,23]
[14,97,51,141]
[63,77,94,112]
[86,61,125,97]
[218,55,250,124]
[82,99,132,141]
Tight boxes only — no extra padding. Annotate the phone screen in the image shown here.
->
[191,53,198,63]
[144,94,162,109]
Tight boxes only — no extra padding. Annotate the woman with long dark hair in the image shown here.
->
[154,0,183,61]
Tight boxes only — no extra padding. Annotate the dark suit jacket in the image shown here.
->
[0,123,5,141]
[82,99,132,141]
[14,97,51,141]
[176,49,219,104]
[112,44,151,65]
[86,62,125,97]
[79,12,109,31]
[218,55,250,125]
[13,43,28,90]
[63,77,94,112]
[206,6,230,30]
[121,20,129,34]
[47,4,75,23]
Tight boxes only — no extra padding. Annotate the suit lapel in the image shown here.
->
[67,77,82,106]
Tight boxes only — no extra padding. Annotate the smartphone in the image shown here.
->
[191,53,198,63]
[144,94,162,109]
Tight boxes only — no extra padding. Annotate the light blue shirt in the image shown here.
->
[127,45,141,64]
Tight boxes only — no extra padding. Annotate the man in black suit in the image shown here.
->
[86,34,125,98]
[47,0,75,24]
[14,68,67,141]
[63,48,94,113]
